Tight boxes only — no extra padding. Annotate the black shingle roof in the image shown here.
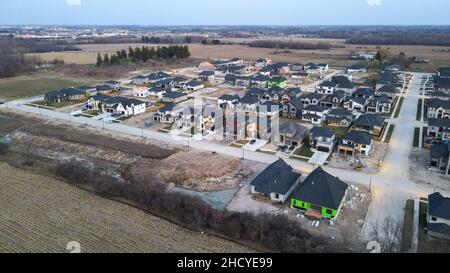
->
[343,131,373,145]
[428,118,450,128]
[310,126,336,138]
[250,159,301,196]
[428,192,450,220]
[291,167,348,210]
[355,114,385,128]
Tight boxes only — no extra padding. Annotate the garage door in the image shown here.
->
[317,146,330,153]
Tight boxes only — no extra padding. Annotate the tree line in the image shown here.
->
[96,45,191,67]
[347,34,450,47]
[248,40,340,50]
[50,161,350,253]
[141,35,196,44]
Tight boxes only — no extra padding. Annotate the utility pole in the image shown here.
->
[242,147,245,160]
[141,127,144,140]
[369,178,372,193]
[38,105,42,116]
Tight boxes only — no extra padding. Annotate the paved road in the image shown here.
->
[2,71,446,244]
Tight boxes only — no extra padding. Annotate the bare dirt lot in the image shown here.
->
[328,141,387,174]
[1,110,260,192]
[409,148,450,193]
[0,162,253,253]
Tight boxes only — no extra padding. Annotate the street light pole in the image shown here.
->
[369,178,372,193]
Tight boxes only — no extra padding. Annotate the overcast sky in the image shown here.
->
[1,0,449,25]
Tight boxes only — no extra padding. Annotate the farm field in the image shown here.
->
[27,38,450,72]
[0,162,254,253]
[0,73,97,99]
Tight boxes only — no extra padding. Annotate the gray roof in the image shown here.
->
[96,85,113,91]
[428,118,450,128]
[219,94,240,101]
[428,192,450,220]
[343,131,373,145]
[280,122,307,140]
[378,84,396,94]
[304,104,327,112]
[61,87,85,96]
[319,80,337,88]
[353,88,375,97]
[301,93,324,100]
[327,108,353,118]
[310,126,336,138]
[427,98,450,110]
[291,167,348,210]
[164,91,187,99]
[355,114,385,128]
[238,95,259,105]
[250,159,301,196]
[346,96,367,106]
[430,143,450,159]
[104,96,145,107]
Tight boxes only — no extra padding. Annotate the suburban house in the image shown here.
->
[354,114,385,137]
[291,167,348,220]
[426,98,450,119]
[255,58,271,68]
[246,88,266,99]
[104,80,121,90]
[147,86,167,100]
[250,159,302,203]
[131,75,149,85]
[338,131,373,156]
[162,91,188,103]
[343,96,367,112]
[427,192,450,239]
[44,87,86,103]
[213,58,243,68]
[235,95,260,112]
[302,104,328,125]
[172,77,189,89]
[148,72,170,84]
[133,87,150,98]
[218,94,240,109]
[177,107,202,131]
[251,74,271,88]
[44,90,68,103]
[198,107,218,135]
[325,108,354,128]
[96,84,115,95]
[316,80,337,94]
[376,84,397,99]
[260,66,275,76]
[366,95,394,114]
[153,103,183,124]
[282,97,303,119]
[310,126,337,153]
[431,91,450,101]
[278,122,307,147]
[301,93,324,106]
[290,63,304,71]
[321,90,346,109]
[269,76,288,88]
[199,71,215,83]
[426,118,450,143]
[102,97,146,117]
[429,143,450,175]
[85,93,110,111]
[346,64,368,74]
[77,85,97,97]
[184,80,205,91]
[318,63,329,73]
[353,88,375,100]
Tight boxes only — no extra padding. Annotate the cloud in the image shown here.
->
[367,0,382,6]
[66,0,81,6]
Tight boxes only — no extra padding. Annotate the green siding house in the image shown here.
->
[269,76,288,88]
[290,167,348,219]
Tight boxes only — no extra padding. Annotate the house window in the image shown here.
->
[274,193,280,199]
[311,204,321,211]
[326,209,333,215]
[431,217,437,221]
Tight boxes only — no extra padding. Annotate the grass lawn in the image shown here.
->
[394,97,404,118]
[413,127,420,147]
[418,201,450,253]
[116,115,133,121]
[416,100,423,121]
[257,149,277,155]
[33,99,87,109]
[293,145,314,158]
[0,75,92,99]
[83,110,100,116]
[384,124,395,143]
[400,199,414,253]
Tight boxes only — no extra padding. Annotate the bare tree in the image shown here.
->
[370,216,402,253]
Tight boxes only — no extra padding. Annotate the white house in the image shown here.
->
[103,97,146,117]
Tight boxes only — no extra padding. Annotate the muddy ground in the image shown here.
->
[409,148,450,193]
[0,110,260,192]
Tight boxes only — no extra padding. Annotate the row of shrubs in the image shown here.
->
[50,162,350,253]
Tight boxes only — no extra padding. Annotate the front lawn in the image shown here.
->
[400,199,414,253]
[293,145,314,158]
[384,124,395,143]
[394,97,404,118]
[33,99,87,109]
[416,100,423,121]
